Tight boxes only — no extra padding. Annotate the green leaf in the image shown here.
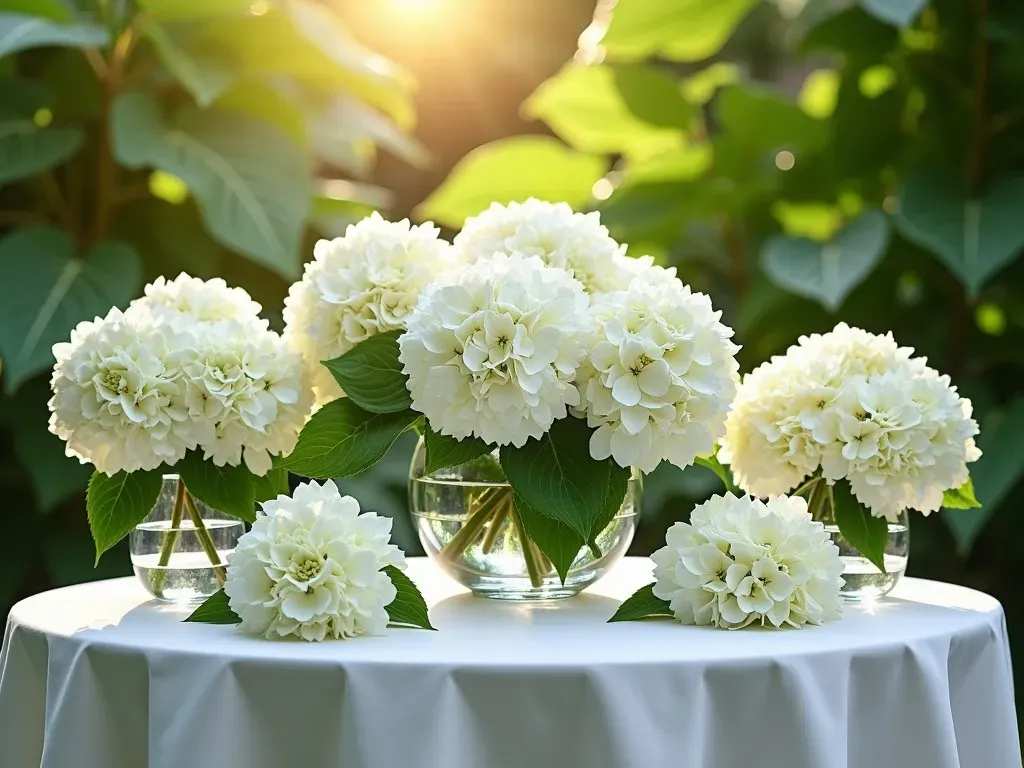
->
[858,0,926,27]
[500,417,630,542]
[308,95,430,174]
[14,419,91,512]
[601,0,760,62]
[415,135,604,229]
[524,63,692,157]
[0,75,82,186]
[185,589,241,624]
[383,565,434,630]
[175,451,256,523]
[138,0,255,19]
[144,23,237,107]
[942,478,981,510]
[0,228,142,393]
[282,399,420,479]
[322,330,411,414]
[423,424,492,475]
[608,583,674,622]
[513,492,585,583]
[0,13,108,58]
[0,0,73,23]
[111,92,310,279]
[252,464,290,504]
[87,469,164,564]
[830,480,888,573]
[761,209,890,312]
[694,454,741,495]
[897,170,1024,295]
[944,399,1024,555]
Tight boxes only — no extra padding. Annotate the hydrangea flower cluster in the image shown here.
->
[225,480,406,641]
[652,493,844,629]
[284,212,456,404]
[720,323,980,521]
[576,279,740,472]
[400,253,589,447]
[48,274,310,476]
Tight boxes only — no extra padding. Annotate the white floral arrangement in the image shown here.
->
[611,493,844,629]
[718,323,981,571]
[47,273,313,564]
[188,479,433,638]
[280,200,741,587]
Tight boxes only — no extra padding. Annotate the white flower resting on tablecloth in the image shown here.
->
[224,479,406,641]
[399,252,590,447]
[719,323,980,521]
[453,198,638,295]
[284,212,456,405]
[48,277,311,476]
[576,279,740,472]
[652,493,844,629]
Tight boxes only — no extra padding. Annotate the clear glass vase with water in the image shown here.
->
[130,475,244,603]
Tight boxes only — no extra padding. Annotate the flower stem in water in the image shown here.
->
[184,492,227,586]
[511,504,546,588]
[150,479,187,594]
[481,496,511,554]
[440,487,504,562]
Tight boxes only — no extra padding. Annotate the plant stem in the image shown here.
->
[184,492,227,586]
[149,479,186,595]
[480,497,511,555]
[511,505,546,588]
[807,477,829,522]
[440,487,504,562]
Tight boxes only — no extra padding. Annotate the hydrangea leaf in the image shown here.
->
[87,469,164,564]
[500,417,630,543]
[423,425,492,475]
[282,399,420,479]
[941,478,981,510]
[0,77,84,185]
[322,330,412,414]
[383,565,435,630]
[761,209,890,312]
[251,464,290,504]
[829,480,888,573]
[176,451,257,524]
[0,12,108,58]
[185,589,241,624]
[513,493,585,584]
[608,583,673,622]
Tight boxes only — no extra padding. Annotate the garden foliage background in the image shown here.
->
[2,0,1023,712]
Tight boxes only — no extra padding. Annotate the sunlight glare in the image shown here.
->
[393,0,441,11]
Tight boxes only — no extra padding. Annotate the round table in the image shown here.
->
[1,558,1019,768]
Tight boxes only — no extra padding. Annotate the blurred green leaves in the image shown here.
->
[0,12,108,58]
[0,77,82,185]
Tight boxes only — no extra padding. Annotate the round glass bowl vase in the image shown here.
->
[409,438,641,600]
[816,503,909,602]
[129,474,244,603]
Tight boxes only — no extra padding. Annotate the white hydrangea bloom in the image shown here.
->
[225,480,406,641]
[129,273,266,329]
[576,279,740,472]
[399,253,589,447]
[720,323,981,521]
[183,320,311,476]
[48,308,198,474]
[652,493,844,629]
[454,198,634,294]
[284,212,455,404]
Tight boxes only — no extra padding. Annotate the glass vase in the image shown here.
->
[129,474,244,603]
[815,499,910,602]
[409,438,641,600]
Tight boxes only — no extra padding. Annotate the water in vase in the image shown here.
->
[131,518,243,602]
[824,522,909,602]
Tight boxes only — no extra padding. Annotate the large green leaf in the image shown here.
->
[761,209,890,311]
[0,12,108,58]
[601,0,760,62]
[897,170,1024,294]
[175,450,257,524]
[111,92,310,278]
[14,419,92,513]
[830,480,888,573]
[608,583,673,622]
[801,6,900,66]
[138,0,254,19]
[251,464,290,505]
[0,76,83,185]
[383,565,435,630]
[87,469,164,564]
[322,330,411,414]
[144,23,237,107]
[0,227,142,393]
[185,589,241,624]
[858,0,926,27]
[500,417,630,542]
[513,492,585,584]
[282,399,420,479]
[944,399,1024,555]
[423,425,492,475]
[415,136,604,229]
[0,0,72,23]
[524,64,692,157]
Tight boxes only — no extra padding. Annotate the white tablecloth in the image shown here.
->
[1,558,1019,768]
